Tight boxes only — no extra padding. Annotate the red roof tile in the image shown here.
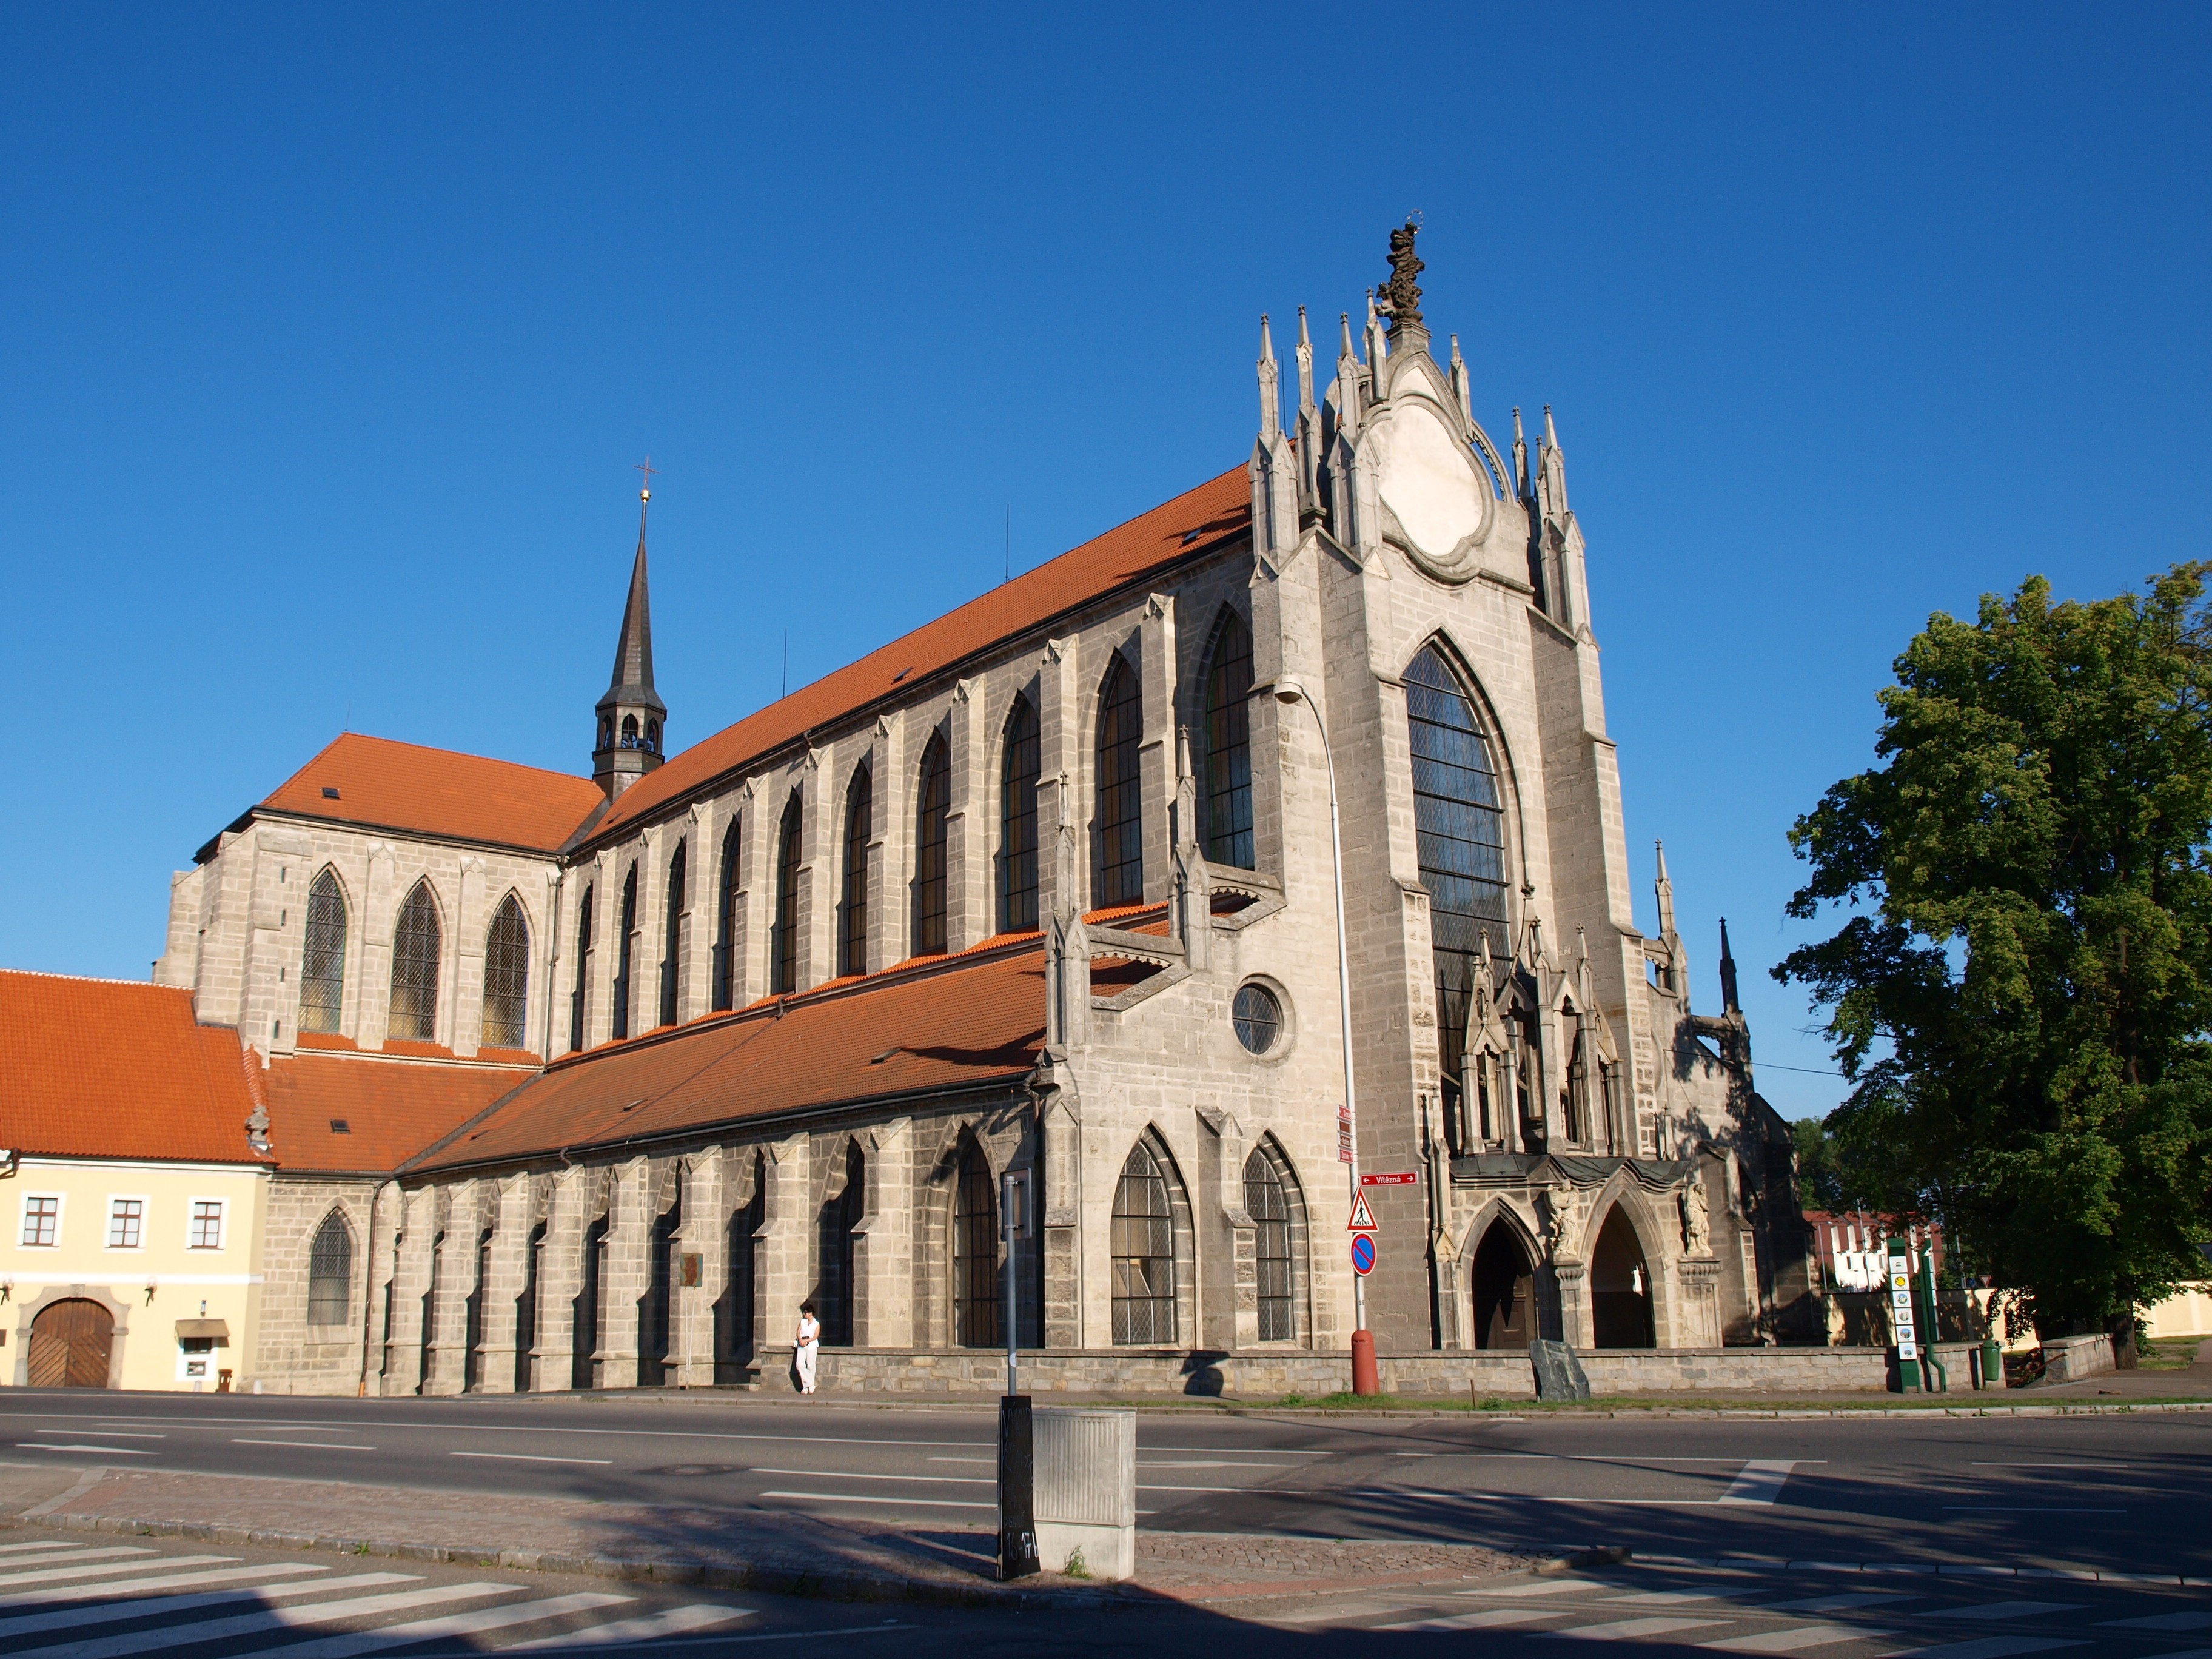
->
[256,733,605,854]
[262,1052,537,1175]
[0,971,269,1165]
[589,466,1250,842]
[409,944,1048,1173]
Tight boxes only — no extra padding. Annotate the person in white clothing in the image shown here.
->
[794,1300,821,1395]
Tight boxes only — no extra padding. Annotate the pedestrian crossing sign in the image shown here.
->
[1346,1191,1377,1232]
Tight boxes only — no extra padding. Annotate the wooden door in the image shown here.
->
[1472,1226,1533,1350]
[27,1299,114,1389]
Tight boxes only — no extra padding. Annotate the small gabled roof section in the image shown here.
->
[244,732,606,856]
[587,464,1250,843]
[406,943,1048,1175]
[261,1052,539,1176]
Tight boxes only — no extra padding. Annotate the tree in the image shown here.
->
[1775,564,2212,1338]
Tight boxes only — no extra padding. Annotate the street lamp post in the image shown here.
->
[1273,674,1379,1396]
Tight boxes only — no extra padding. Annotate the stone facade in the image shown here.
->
[167,235,1818,1399]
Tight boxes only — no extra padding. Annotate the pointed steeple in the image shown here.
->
[1540,404,1569,513]
[593,469,670,800]
[1257,313,1281,441]
[1512,406,1529,500]
[1718,917,1741,1014]
[1654,839,1676,937]
[1295,306,1316,415]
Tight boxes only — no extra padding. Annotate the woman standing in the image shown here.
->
[794,1300,821,1395]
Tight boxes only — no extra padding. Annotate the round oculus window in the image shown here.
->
[1233,983,1282,1055]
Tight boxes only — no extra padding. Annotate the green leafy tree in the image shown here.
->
[1775,564,2212,1336]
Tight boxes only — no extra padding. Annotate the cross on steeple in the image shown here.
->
[634,455,659,500]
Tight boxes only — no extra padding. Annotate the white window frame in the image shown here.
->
[106,1195,150,1252]
[18,1193,63,1248]
[185,1197,227,1252]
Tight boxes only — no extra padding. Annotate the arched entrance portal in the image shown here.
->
[1590,1207,1656,1348]
[1470,1222,1534,1350]
[28,1299,115,1388]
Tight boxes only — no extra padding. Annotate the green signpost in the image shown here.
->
[1886,1236,1922,1392]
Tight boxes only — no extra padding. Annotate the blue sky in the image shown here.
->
[3,5,2206,1119]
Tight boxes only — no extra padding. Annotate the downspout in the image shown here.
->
[355,1179,388,1398]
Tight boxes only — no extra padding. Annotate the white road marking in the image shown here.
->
[0,1573,407,1638]
[1971,1462,2129,1469]
[0,1549,157,1572]
[1943,1507,2124,1514]
[54,1432,164,1439]
[0,1563,349,1612]
[0,1557,238,1590]
[1462,1580,1617,1597]
[1928,1602,2085,1621]
[231,1439,376,1451]
[0,1581,517,1659]
[2101,1612,2212,1631]
[1540,1615,1732,1640]
[505,1602,756,1647]
[1718,1461,1801,1506]
[1761,1592,1919,1613]
[13,1444,155,1456]
[1379,1607,1560,1630]
[0,1543,76,1555]
[1701,1625,1881,1652]
[759,1489,995,1509]
[261,1591,636,1657]
[752,1467,990,1486]
[1903,1640,2084,1658]
[451,1452,612,1465]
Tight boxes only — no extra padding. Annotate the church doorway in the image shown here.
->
[28,1298,114,1388]
[1590,1207,1656,1348]
[1470,1222,1533,1350]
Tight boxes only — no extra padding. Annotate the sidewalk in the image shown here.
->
[4,1462,1548,1609]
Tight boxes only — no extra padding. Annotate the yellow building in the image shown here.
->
[2,971,272,1391]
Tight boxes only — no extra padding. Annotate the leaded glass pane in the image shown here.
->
[712,820,741,1011]
[388,882,442,1042]
[1111,1142,1176,1344]
[660,841,686,1027]
[1095,655,1144,906]
[298,869,347,1035]
[1203,611,1254,868]
[840,767,870,977]
[307,1211,353,1326]
[999,698,1039,933]
[914,736,950,955]
[611,866,637,1039]
[481,894,530,1050]
[952,1142,999,1348]
[772,794,802,994]
[1244,1149,1294,1341]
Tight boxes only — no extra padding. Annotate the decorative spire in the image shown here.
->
[1257,313,1281,441]
[1375,215,1425,340]
[1654,838,1676,937]
[1544,404,1560,449]
[1512,406,1529,498]
[1718,917,1741,1014]
[1295,306,1315,414]
[1449,332,1472,425]
[594,462,670,799]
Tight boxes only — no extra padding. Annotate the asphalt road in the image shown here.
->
[1,1389,2204,1580]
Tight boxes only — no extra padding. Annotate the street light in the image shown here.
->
[1273,674,1379,1396]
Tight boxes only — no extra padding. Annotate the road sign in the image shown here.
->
[1350,1234,1376,1276]
[1361,1172,1418,1187]
[1336,1104,1353,1165]
[1346,1191,1377,1232]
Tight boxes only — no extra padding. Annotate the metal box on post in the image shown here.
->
[1032,1407,1136,1580]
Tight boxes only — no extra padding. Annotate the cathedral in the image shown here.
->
[152,227,1818,1398]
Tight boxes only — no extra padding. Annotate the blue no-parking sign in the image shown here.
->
[1350,1234,1376,1276]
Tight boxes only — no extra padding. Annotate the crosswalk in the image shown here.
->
[1292,1564,2212,1655]
[0,1536,766,1655]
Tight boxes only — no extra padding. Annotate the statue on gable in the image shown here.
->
[1376,217,1425,337]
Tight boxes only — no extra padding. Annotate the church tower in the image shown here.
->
[592,478,668,800]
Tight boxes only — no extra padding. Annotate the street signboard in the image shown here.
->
[1346,1191,1378,1232]
[1361,1172,1418,1187]
[1336,1104,1353,1165]
[1350,1235,1376,1276]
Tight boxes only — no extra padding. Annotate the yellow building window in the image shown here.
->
[187,1201,224,1251]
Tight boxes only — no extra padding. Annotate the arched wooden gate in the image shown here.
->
[27,1299,114,1388]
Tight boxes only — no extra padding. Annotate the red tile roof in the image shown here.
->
[262,1052,537,1175]
[589,466,1250,842]
[408,943,1048,1173]
[255,733,606,854]
[0,971,270,1166]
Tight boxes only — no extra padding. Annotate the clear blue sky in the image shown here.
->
[4,5,2206,1120]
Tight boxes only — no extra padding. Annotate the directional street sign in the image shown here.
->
[1361,1172,1418,1187]
[1350,1234,1376,1276]
[1346,1191,1377,1232]
[1336,1104,1354,1165]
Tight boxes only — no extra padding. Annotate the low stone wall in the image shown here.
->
[2041,1333,2116,1384]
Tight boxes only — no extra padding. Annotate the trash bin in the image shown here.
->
[1032,1408,1135,1581]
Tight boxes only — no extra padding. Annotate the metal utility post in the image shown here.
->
[1273,675,1377,1395]
[1887,1235,1922,1392]
[996,1166,1038,1580]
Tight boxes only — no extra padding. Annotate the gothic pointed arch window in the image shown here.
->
[839,763,871,977]
[569,885,594,1053]
[817,1140,863,1347]
[306,1210,354,1326]
[712,818,741,1011]
[1242,1144,1299,1341]
[1111,1136,1178,1344]
[387,881,443,1042]
[951,1137,999,1348]
[659,840,686,1027]
[999,695,1040,933]
[1201,609,1255,868]
[1095,652,1144,906]
[298,868,349,1035]
[620,714,640,748]
[1405,643,1510,1099]
[611,865,638,1039]
[913,733,950,956]
[481,893,530,1050]
[771,792,802,995]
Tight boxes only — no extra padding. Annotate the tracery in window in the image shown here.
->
[839,765,871,977]
[1201,609,1254,868]
[611,865,638,1039]
[952,1138,999,1348]
[298,868,348,1035]
[1111,1138,1176,1344]
[1094,652,1144,906]
[387,880,443,1042]
[569,885,593,1053]
[307,1210,353,1326]
[771,793,802,994]
[914,734,950,956]
[481,893,530,1050]
[999,697,1040,933]
[1243,1147,1295,1341]
[712,819,741,1011]
[660,840,686,1027]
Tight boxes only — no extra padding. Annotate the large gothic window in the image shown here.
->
[1243,1147,1295,1341]
[569,885,593,1052]
[999,696,1039,933]
[387,881,443,1042]
[839,765,871,977]
[306,1210,353,1326]
[481,893,530,1050]
[298,868,348,1035]
[1202,609,1255,868]
[913,734,950,956]
[611,865,638,1039]
[1111,1138,1176,1344]
[1406,644,1510,1093]
[659,840,686,1028]
[1094,652,1144,906]
[712,819,741,1012]
[771,793,802,995]
[817,1141,863,1347]
[951,1138,999,1348]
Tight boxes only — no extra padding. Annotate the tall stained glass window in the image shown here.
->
[298,868,348,1034]
[914,735,950,955]
[1094,654,1144,906]
[387,881,443,1042]
[481,893,529,1050]
[999,697,1039,933]
[1202,611,1254,868]
[839,766,871,977]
